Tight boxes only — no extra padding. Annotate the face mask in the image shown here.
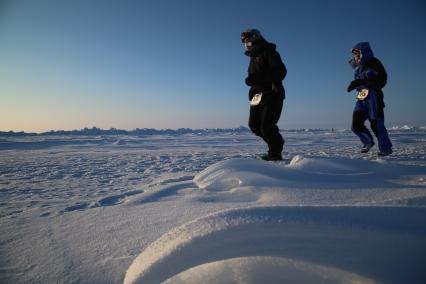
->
[348,49,362,68]
[244,41,253,51]
[352,49,362,64]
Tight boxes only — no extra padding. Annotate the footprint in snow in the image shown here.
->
[96,190,144,207]
[63,190,144,213]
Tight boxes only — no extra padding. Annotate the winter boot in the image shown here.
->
[377,149,392,157]
[361,143,374,153]
[261,153,283,161]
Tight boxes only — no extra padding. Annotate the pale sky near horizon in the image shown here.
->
[1,0,425,132]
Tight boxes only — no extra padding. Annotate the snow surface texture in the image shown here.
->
[125,206,426,284]
[1,128,426,283]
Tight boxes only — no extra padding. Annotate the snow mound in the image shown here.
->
[193,156,425,191]
[124,206,426,284]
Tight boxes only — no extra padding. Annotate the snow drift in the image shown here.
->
[124,206,426,284]
[194,155,425,190]
[124,156,426,284]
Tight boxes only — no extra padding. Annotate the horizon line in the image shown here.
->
[1,125,423,135]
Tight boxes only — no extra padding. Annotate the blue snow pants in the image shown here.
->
[352,90,392,154]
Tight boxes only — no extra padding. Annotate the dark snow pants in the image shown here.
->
[352,90,392,153]
[249,94,284,156]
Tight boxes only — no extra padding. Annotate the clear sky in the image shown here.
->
[1,0,425,132]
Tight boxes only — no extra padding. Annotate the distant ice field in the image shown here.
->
[1,128,425,218]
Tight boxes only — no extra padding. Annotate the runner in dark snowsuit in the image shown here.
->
[241,29,287,161]
[347,42,392,156]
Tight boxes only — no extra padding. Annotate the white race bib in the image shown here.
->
[357,89,369,100]
[250,93,263,106]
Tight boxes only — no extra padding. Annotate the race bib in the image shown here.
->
[357,89,369,100]
[250,93,263,106]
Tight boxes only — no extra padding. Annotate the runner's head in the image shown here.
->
[241,29,262,52]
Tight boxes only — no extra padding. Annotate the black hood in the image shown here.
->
[244,37,276,57]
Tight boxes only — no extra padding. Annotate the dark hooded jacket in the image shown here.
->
[245,38,287,100]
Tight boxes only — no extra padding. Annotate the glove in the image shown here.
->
[245,76,254,86]
[347,79,365,92]
[245,76,257,86]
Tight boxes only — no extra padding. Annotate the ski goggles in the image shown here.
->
[351,48,361,55]
[241,31,256,43]
[351,48,362,61]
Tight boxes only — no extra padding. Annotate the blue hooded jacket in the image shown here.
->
[352,42,374,65]
[350,42,387,91]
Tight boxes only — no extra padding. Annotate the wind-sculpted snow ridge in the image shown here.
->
[124,156,426,284]
[124,206,426,284]
[194,155,426,191]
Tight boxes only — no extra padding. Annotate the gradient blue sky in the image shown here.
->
[1,0,425,132]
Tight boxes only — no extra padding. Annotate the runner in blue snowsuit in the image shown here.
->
[347,42,393,156]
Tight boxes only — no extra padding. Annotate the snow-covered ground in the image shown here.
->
[1,128,425,283]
